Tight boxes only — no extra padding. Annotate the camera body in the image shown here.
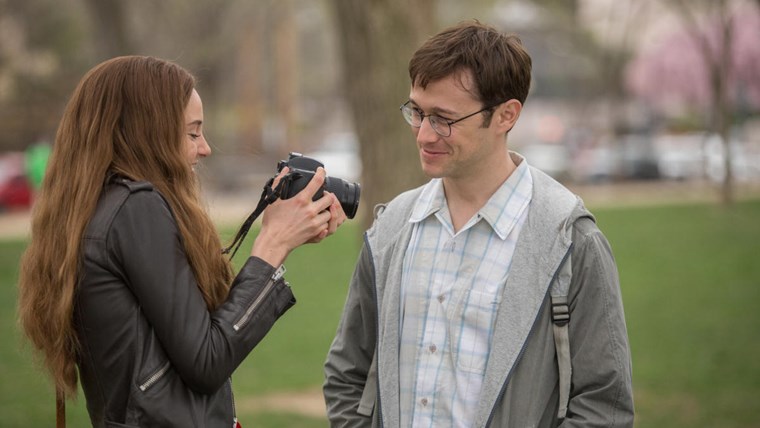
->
[276,152,360,219]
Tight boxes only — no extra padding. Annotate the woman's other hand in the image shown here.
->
[308,190,347,244]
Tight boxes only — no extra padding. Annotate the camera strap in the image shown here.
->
[221,176,290,259]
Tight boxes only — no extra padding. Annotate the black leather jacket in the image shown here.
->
[75,177,295,427]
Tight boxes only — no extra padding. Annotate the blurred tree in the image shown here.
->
[0,0,92,151]
[670,0,737,205]
[81,0,134,57]
[627,0,760,205]
[233,14,266,156]
[0,1,289,157]
[530,0,580,20]
[328,0,434,229]
[116,1,241,145]
[273,0,300,156]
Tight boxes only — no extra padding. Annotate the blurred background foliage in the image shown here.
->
[2,0,760,426]
[2,0,759,223]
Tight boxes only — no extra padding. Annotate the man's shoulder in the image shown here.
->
[373,185,425,220]
[528,166,582,215]
[365,184,426,245]
[529,166,576,203]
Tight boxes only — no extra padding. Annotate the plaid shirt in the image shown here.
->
[398,159,533,428]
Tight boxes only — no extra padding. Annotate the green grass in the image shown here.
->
[600,201,760,427]
[225,224,362,396]
[2,200,759,427]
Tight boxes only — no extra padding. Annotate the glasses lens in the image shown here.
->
[401,104,422,128]
[401,104,420,127]
[428,116,451,137]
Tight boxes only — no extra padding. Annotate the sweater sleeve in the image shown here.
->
[560,219,634,427]
[109,190,295,393]
[323,243,378,427]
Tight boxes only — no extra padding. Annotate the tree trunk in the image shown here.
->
[716,4,734,205]
[235,17,265,155]
[670,0,736,205]
[328,0,435,230]
[81,0,134,58]
[273,0,300,157]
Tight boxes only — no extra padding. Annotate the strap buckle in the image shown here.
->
[551,296,570,326]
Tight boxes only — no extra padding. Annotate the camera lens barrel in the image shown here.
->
[324,177,360,219]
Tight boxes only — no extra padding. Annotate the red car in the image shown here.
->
[0,174,32,211]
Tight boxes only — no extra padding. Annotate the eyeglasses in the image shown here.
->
[399,100,502,137]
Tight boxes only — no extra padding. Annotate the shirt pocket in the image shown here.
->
[447,288,500,375]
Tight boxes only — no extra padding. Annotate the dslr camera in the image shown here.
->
[276,152,361,219]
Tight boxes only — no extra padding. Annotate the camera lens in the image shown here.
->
[325,177,361,219]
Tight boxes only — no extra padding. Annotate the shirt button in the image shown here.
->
[438,294,445,303]
[429,344,437,353]
[421,398,428,406]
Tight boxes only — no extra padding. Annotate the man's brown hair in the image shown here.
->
[409,20,532,110]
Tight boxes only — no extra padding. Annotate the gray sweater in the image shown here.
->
[324,166,634,427]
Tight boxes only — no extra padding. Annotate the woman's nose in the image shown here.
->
[198,137,211,157]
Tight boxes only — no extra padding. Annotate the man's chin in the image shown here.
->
[420,163,444,179]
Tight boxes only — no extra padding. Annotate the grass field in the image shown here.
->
[1,199,759,427]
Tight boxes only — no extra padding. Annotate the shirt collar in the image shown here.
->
[480,156,533,239]
[409,152,533,240]
[409,178,446,223]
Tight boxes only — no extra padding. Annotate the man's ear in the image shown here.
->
[494,99,522,133]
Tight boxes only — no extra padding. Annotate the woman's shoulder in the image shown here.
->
[86,177,168,239]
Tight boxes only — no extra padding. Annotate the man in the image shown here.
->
[324,21,634,427]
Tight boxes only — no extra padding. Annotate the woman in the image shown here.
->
[17,56,345,427]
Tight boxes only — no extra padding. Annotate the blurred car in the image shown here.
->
[573,145,622,183]
[654,132,706,180]
[305,132,362,183]
[704,135,760,183]
[618,134,660,180]
[0,174,33,211]
[518,142,571,181]
[0,152,33,211]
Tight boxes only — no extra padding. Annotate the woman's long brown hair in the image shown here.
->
[17,56,233,398]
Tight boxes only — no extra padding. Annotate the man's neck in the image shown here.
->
[443,151,518,233]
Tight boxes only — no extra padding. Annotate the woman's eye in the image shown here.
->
[188,133,200,140]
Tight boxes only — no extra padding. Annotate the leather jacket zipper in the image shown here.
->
[229,378,238,426]
[233,265,286,331]
[139,361,171,392]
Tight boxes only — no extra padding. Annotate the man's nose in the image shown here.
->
[416,117,440,143]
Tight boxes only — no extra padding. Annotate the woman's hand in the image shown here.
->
[308,191,347,243]
[251,167,346,267]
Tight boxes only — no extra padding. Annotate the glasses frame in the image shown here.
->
[400,100,503,137]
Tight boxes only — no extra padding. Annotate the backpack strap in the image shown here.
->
[551,248,573,422]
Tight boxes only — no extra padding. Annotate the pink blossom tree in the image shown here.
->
[625,0,760,204]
